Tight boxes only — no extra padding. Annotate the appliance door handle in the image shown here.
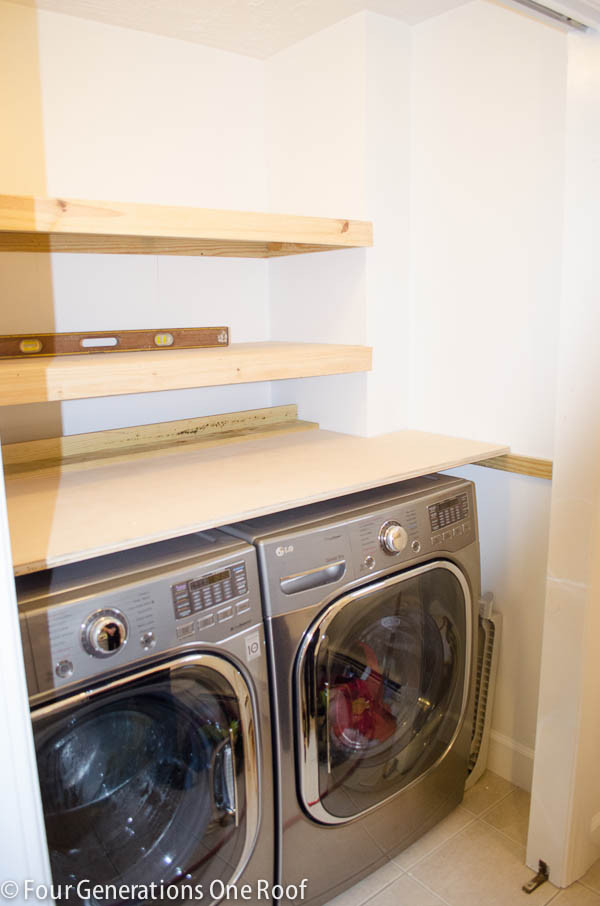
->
[280,559,346,595]
[212,728,239,827]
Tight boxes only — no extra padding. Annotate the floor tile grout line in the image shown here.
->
[478,812,530,849]
[407,872,454,906]
[397,813,479,873]
[471,814,535,858]
[578,879,600,896]
[544,887,563,903]
[463,784,522,821]
[357,872,408,906]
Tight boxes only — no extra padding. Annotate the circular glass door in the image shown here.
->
[33,654,258,902]
[297,561,471,823]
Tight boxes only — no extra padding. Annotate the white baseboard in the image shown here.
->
[487,730,535,791]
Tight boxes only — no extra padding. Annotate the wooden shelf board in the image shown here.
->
[0,195,373,257]
[5,428,509,575]
[0,341,373,406]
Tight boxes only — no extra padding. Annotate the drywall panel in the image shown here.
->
[267,13,369,434]
[364,12,411,436]
[36,9,267,209]
[266,12,367,220]
[409,0,565,458]
[267,12,412,437]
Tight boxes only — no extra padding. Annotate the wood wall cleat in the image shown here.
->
[3,404,317,477]
[474,453,552,480]
[0,327,229,359]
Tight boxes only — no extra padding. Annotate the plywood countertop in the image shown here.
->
[6,428,509,575]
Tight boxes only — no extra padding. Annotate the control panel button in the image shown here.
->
[453,525,464,537]
[236,601,251,615]
[198,613,216,631]
[82,609,128,658]
[363,555,376,570]
[379,521,409,555]
[55,659,73,679]
[176,622,196,640]
[140,631,156,650]
[431,535,442,545]
[442,530,452,542]
[217,606,233,622]
[411,540,421,553]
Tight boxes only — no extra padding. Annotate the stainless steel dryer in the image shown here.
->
[17,530,274,905]
[224,473,480,906]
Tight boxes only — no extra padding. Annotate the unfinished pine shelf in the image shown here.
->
[0,194,373,257]
[5,416,508,575]
[0,341,372,406]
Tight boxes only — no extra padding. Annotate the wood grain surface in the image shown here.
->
[0,194,373,256]
[0,341,373,405]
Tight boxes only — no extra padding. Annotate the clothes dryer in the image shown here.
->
[224,474,480,906]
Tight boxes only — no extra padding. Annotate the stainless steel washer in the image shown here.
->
[224,473,480,906]
[17,530,274,904]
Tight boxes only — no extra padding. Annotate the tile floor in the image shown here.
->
[326,771,600,906]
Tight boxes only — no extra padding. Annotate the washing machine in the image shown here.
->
[224,473,480,905]
[17,530,275,905]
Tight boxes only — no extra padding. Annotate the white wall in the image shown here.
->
[266,13,369,434]
[410,0,567,789]
[0,4,272,444]
[266,11,412,436]
[527,28,600,886]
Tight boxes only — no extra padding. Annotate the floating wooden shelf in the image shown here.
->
[0,194,373,257]
[0,341,373,406]
[5,417,508,575]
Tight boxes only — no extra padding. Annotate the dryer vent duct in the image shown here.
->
[466,593,502,790]
[507,0,590,30]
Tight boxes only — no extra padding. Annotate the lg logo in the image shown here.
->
[275,545,294,557]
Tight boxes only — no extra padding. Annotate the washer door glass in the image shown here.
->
[298,562,471,821]
[33,655,257,901]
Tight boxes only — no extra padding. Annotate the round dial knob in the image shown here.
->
[82,609,128,657]
[379,521,409,555]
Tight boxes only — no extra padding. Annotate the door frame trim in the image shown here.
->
[295,560,473,825]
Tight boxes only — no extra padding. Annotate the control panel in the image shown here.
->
[429,493,469,532]
[253,475,477,618]
[18,533,261,697]
[171,562,248,619]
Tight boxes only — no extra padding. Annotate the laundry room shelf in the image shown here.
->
[0,342,373,406]
[0,194,373,257]
[5,425,509,575]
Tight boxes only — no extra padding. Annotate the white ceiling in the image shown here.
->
[6,0,471,58]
